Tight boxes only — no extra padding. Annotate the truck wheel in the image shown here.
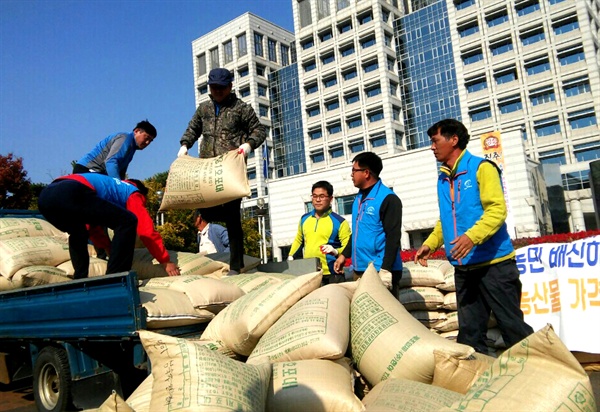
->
[33,346,73,412]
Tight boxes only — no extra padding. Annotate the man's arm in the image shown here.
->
[125,193,170,263]
[180,106,204,150]
[337,220,352,256]
[465,161,508,245]
[216,224,230,251]
[423,220,444,251]
[288,219,305,259]
[241,104,267,150]
[104,134,128,179]
[380,194,402,271]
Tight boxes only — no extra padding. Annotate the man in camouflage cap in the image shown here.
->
[178,67,266,274]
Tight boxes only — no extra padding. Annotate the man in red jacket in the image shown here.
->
[38,173,180,279]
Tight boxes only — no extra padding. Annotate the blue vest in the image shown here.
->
[79,173,139,207]
[352,180,402,272]
[438,151,514,266]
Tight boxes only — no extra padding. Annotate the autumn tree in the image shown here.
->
[0,153,32,209]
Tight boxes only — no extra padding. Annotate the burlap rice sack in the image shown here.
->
[201,271,323,356]
[57,257,107,277]
[139,287,214,328]
[267,358,363,412]
[362,378,462,412]
[13,265,71,287]
[431,350,495,394]
[398,287,444,311]
[159,150,250,211]
[126,374,152,412]
[0,236,70,278]
[351,263,473,385]
[132,249,229,279]
[0,217,66,240]
[247,284,353,364]
[217,272,296,293]
[441,324,597,411]
[92,390,133,412]
[139,330,271,412]
[400,260,453,288]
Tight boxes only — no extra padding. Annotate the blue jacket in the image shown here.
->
[198,223,230,253]
[67,173,139,206]
[438,150,514,266]
[77,132,138,179]
[352,180,403,272]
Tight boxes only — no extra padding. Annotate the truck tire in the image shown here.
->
[33,346,73,412]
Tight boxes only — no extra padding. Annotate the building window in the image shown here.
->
[349,141,364,153]
[365,84,381,98]
[305,83,318,94]
[539,149,566,166]
[280,44,290,66]
[553,17,579,36]
[516,0,540,17]
[521,28,545,46]
[254,32,264,57]
[321,53,335,65]
[311,151,325,163]
[198,84,208,95]
[363,60,379,73]
[494,67,517,84]
[298,0,312,28]
[223,41,233,63]
[309,128,323,140]
[486,10,508,27]
[462,49,483,65]
[534,116,561,137]
[360,35,376,49]
[562,170,590,191]
[250,188,258,199]
[317,0,330,19]
[330,146,344,159]
[370,133,387,147]
[387,58,395,71]
[301,37,314,50]
[303,60,317,72]
[563,76,591,97]
[368,109,384,123]
[470,105,492,122]
[326,99,340,111]
[248,168,256,180]
[336,195,355,215]
[337,0,350,11]
[256,64,266,77]
[343,68,358,80]
[210,48,219,69]
[240,87,250,98]
[525,58,550,76]
[340,43,355,57]
[307,106,321,117]
[257,84,267,97]
[381,8,390,24]
[259,105,269,117]
[558,47,585,66]
[324,76,337,88]
[466,76,487,93]
[358,10,373,25]
[196,53,206,76]
[530,87,555,106]
[389,81,398,97]
[455,0,476,11]
[345,92,360,105]
[384,33,393,47]
[458,21,479,38]
[328,123,342,135]
[568,109,597,130]
[237,34,247,56]
[549,0,565,4]
[499,96,523,114]
[347,116,363,129]
[338,20,352,34]
[268,38,277,62]
[490,39,513,56]
[392,106,401,121]
[319,28,333,42]
[574,141,600,162]
[238,66,249,78]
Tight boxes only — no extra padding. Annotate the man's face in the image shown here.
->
[134,129,155,149]
[311,187,332,214]
[351,161,368,189]
[430,129,457,164]
[209,83,233,104]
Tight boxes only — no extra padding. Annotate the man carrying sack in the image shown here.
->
[176,68,266,275]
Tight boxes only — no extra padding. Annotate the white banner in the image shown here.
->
[516,235,600,353]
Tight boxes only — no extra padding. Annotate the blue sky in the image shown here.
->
[0,0,293,184]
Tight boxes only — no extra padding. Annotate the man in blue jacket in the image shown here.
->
[74,120,157,179]
[193,210,230,254]
[334,152,403,295]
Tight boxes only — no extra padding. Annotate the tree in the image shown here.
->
[0,153,32,209]
[29,182,47,210]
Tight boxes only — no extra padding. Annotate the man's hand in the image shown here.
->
[320,245,338,256]
[333,255,346,274]
[177,146,188,157]
[379,269,392,290]
[163,262,181,276]
[414,245,432,266]
[287,255,294,261]
[450,234,474,260]
[238,143,252,157]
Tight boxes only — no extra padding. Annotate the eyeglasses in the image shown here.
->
[311,194,331,200]
[351,168,367,174]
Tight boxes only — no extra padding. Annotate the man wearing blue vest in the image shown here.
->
[334,152,403,295]
[38,173,180,279]
[414,118,533,354]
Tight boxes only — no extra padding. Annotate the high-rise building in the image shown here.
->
[189,0,599,261]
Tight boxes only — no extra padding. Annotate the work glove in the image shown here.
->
[320,245,338,256]
[177,146,188,157]
[378,269,392,290]
[287,255,294,261]
[238,143,252,157]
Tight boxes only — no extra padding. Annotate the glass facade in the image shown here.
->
[396,1,461,150]
[269,64,307,178]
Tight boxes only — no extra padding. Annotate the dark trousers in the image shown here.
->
[198,198,244,272]
[38,180,138,279]
[454,259,534,353]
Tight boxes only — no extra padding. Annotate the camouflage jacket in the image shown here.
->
[180,93,266,158]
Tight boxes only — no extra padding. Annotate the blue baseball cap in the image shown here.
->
[208,68,234,86]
